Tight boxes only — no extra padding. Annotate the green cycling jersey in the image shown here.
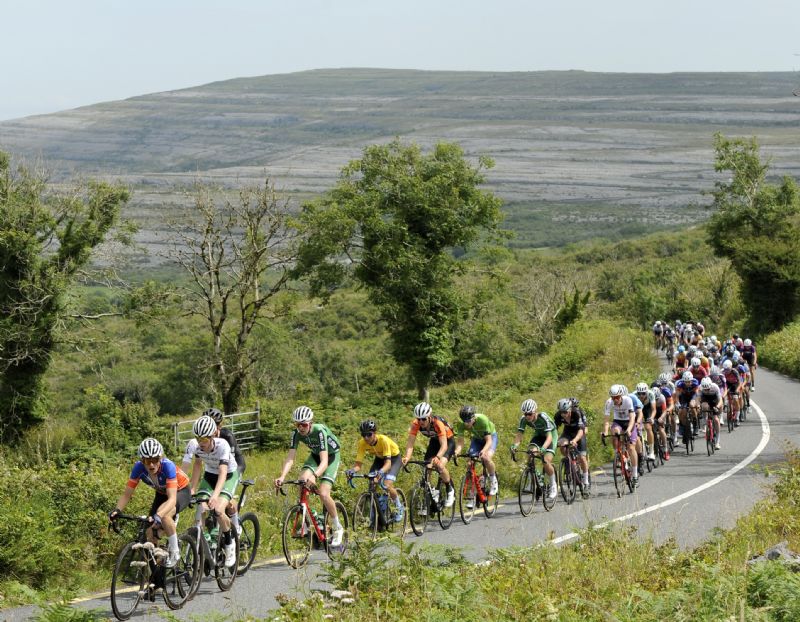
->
[456,413,496,440]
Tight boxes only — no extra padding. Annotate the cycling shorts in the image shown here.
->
[529,435,557,456]
[197,470,240,501]
[557,434,587,456]
[301,452,341,486]
[149,487,191,520]
[469,433,498,456]
[611,420,638,444]
[424,436,456,462]
[368,454,402,482]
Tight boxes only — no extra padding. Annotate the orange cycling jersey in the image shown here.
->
[408,417,454,440]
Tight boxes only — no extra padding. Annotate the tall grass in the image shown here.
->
[760,320,800,379]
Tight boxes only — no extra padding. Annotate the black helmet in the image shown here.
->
[459,405,476,422]
[359,419,377,436]
[203,407,224,424]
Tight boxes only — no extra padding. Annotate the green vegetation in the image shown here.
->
[760,320,800,378]
[0,151,131,442]
[296,139,504,399]
[707,133,800,333]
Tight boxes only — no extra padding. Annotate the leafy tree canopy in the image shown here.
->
[295,139,504,398]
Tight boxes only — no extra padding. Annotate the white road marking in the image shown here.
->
[549,400,770,545]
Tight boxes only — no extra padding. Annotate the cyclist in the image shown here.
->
[346,419,405,522]
[635,382,664,463]
[109,438,191,568]
[741,338,757,390]
[698,377,723,450]
[454,405,499,496]
[721,360,742,427]
[205,407,245,535]
[553,397,590,496]
[401,402,456,508]
[675,371,700,442]
[182,415,240,567]
[675,345,688,371]
[652,320,664,350]
[511,399,559,500]
[274,406,345,547]
[603,384,639,486]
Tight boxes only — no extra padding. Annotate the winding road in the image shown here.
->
[3,367,798,621]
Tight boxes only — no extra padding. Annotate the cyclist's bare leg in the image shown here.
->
[542,452,555,477]
[481,448,497,478]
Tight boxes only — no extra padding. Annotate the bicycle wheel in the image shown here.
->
[110,542,145,620]
[237,512,260,576]
[518,467,536,516]
[214,528,238,591]
[163,532,197,610]
[624,455,635,493]
[612,455,625,498]
[385,488,408,538]
[644,441,653,473]
[436,477,455,529]
[559,459,576,505]
[483,472,499,518]
[706,424,714,456]
[742,393,749,421]
[325,500,349,560]
[352,492,379,541]
[458,473,477,524]
[408,484,429,536]
[185,527,204,599]
[542,465,557,511]
[281,504,312,568]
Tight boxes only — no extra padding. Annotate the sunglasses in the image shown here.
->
[361,432,375,438]
[524,411,536,417]
[295,422,311,428]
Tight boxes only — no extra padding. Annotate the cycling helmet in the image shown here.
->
[203,407,224,424]
[681,371,694,383]
[359,419,377,435]
[138,437,163,459]
[700,377,713,390]
[635,382,649,394]
[658,372,671,385]
[732,352,740,362]
[292,405,314,423]
[556,398,572,413]
[710,366,721,375]
[459,405,477,422]
[609,384,625,398]
[193,415,217,438]
[722,360,733,370]
[710,335,717,343]
[691,357,701,368]
[620,385,630,395]
[678,345,686,353]
[520,399,537,414]
[688,345,697,354]
[413,402,432,419]
[744,338,752,347]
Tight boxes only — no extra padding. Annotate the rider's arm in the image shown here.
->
[157,485,178,521]
[276,448,297,483]
[403,432,416,462]
[315,449,329,478]
[542,432,553,450]
[380,457,391,474]
[481,433,492,455]
[189,456,203,493]
[210,462,228,499]
[114,485,135,513]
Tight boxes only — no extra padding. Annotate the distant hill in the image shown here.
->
[2,68,799,251]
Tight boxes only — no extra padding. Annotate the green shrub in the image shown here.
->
[761,321,800,379]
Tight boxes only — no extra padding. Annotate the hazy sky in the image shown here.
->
[3,0,799,120]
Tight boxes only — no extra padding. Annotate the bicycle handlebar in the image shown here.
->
[109,513,150,534]
[277,479,318,496]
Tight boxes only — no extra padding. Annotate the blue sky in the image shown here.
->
[3,0,799,120]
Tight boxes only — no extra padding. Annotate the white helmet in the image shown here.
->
[691,357,701,367]
[700,377,713,390]
[292,405,314,423]
[635,382,649,394]
[710,366,721,375]
[723,360,733,370]
[658,372,672,385]
[193,415,217,438]
[138,437,163,459]
[521,399,537,414]
[609,384,625,397]
[413,402,432,419]
[682,371,693,383]
[744,339,752,347]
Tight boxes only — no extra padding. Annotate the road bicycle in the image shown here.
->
[640,425,656,474]
[557,442,588,503]
[665,342,675,367]
[740,388,750,422]
[109,513,198,620]
[457,453,499,524]
[185,494,240,598]
[404,459,455,535]
[602,432,635,498]
[234,478,260,575]
[726,391,739,433]
[701,403,720,456]
[278,479,349,568]
[348,471,407,540]
[677,404,695,454]
[511,444,556,515]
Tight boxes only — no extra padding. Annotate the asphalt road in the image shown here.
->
[3,367,798,622]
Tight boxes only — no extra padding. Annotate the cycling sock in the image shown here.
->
[230,512,240,531]
[394,496,403,509]
[581,470,589,484]
[167,533,179,552]
[332,517,343,531]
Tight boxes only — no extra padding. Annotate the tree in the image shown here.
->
[168,179,300,414]
[295,140,503,400]
[706,134,800,333]
[0,151,130,442]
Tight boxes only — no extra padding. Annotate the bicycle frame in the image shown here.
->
[602,432,634,497]
[280,481,326,541]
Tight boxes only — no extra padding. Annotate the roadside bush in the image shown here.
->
[760,320,800,379]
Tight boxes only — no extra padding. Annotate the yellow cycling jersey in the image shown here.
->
[355,434,400,462]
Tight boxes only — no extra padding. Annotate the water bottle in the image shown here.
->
[377,494,389,525]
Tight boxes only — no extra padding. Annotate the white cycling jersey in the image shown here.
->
[604,395,635,421]
[183,437,238,475]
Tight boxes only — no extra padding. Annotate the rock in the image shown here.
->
[747,541,800,570]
